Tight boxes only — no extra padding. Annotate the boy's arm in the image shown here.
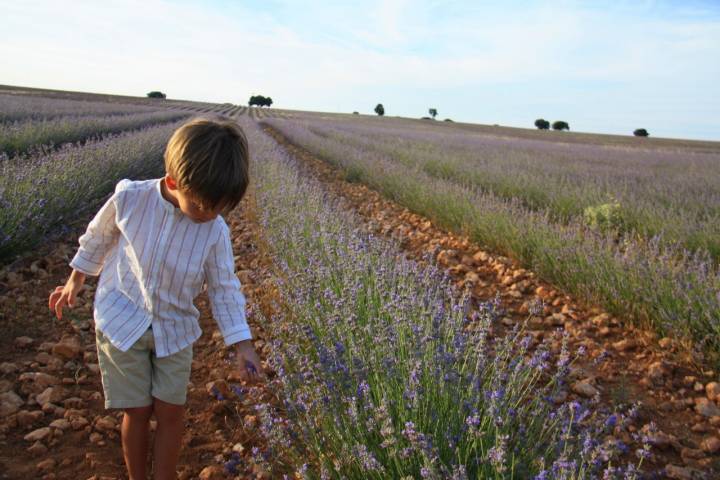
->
[204,224,252,345]
[69,191,121,276]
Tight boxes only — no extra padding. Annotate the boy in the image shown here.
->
[48,117,262,480]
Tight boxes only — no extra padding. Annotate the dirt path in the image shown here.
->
[261,123,720,478]
[0,188,279,480]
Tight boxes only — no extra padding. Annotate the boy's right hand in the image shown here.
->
[48,270,86,320]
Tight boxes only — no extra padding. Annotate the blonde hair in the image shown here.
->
[164,117,249,211]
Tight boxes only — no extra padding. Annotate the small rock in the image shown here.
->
[552,390,568,404]
[16,410,44,426]
[648,361,666,382]
[51,335,83,359]
[0,390,24,417]
[24,426,52,442]
[664,464,701,480]
[706,382,720,401]
[680,446,705,461]
[70,416,89,430]
[546,313,566,326]
[701,436,720,454]
[27,440,48,456]
[0,362,18,374]
[36,387,67,407]
[18,372,60,390]
[691,422,710,433]
[571,380,599,398]
[63,397,85,409]
[14,336,34,348]
[695,398,720,417]
[89,432,104,444]
[642,427,678,450]
[36,458,56,472]
[49,419,71,430]
[206,379,231,399]
[94,415,117,432]
[198,465,225,480]
[612,339,635,352]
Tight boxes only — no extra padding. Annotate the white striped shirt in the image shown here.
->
[70,178,251,357]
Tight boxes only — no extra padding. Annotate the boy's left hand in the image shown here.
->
[234,340,264,384]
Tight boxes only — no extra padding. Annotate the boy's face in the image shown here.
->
[164,175,224,223]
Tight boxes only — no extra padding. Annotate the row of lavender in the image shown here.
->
[262,117,720,364]
[0,92,160,122]
[267,117,720,259]
[0,110,191,156]
[0,93,234,262]
[0,121,189,260]
[239,116,643,479]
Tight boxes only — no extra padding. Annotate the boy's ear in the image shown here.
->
[165,175,178,191]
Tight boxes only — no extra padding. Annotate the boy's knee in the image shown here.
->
[124,404,153,421]
[152,397,184,423]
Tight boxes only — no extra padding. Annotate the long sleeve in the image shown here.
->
[69,191,121,276]
[204,223,252,345]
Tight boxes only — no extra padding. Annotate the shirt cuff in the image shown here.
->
[222,326,253,346]
[69,252,103,276]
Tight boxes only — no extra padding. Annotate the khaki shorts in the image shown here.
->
[95,326,193,409]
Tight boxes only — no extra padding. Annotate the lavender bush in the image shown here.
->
[0,120,186,261]
[238,118,642,479]
[263,118,720,363]
[0,110,190,156]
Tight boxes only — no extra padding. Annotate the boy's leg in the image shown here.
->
[122,405,154,480]
[149,341,193,479]
[95,327,155,479]
[152,398,185,480]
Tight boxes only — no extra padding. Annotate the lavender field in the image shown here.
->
[2,89,717,477]
[263,115,720,363]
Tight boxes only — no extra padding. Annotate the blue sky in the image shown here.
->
[2,0,719,140]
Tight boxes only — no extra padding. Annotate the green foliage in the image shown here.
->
[146,91,166,99]
[552,121,570,131]
[374,103,385,116]
[443,118,453,122]
[534,118,550,130]
[249,95,273,107]
[583,201,623,232]
[428,108,438,119]
[352,111,359,115]
[634,128,649,137]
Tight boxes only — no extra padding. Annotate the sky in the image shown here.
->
[2,0,719,140]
